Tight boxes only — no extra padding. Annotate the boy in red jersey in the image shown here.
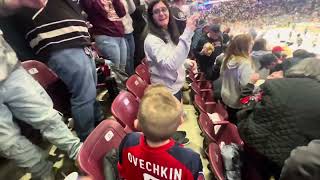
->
[118,85,204,180]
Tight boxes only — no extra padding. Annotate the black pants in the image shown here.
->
[198,60,213,80]
[174,90,183,102]
[226,106,240,124]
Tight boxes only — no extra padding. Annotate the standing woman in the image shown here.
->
[220,34,255,123]
[144,0,198,101]
[82,0,128,72]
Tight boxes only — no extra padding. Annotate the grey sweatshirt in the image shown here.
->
[144,29,194,94]
[221,56,255,109]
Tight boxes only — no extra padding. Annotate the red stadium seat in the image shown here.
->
[22,60,58,88]
[191,81,213,97]
[135,64,150,84]
[126,74,148,100]
[194,95,228,119]
[194,94,216,113]
[111,91,139,131]
[187,71,205,82]
[198,113,243,146]
[78,120,131,180]
[205,115,245,180]
[198,113,229,144]
[141,58,148,66]
[208,143,225,180]
[22,60,71,117]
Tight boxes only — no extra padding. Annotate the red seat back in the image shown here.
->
[198,113,242,145]
[198,112,217,143]
[22,60,58,88]
[111,91,139,131]
[195,94,214,113]
[141,58,148,66]
[208,143,225,180]
[214,103,228,120]
[196,80,213,89]
[22,60,71,116]
[194,95,228,119]
[187,71,205,82]
[78,120,130,180]
[135,64,150,84]
[126,75,148,100]
[215,122,243,146]
[191,81,212,95]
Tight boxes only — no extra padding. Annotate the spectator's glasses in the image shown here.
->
[153,7,168,15]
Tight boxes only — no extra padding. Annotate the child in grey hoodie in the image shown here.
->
[220,34,255,122]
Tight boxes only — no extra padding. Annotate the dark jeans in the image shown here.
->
[47,48,98,141]
[124,33,135,76]
[174,90,183,102]
[198,60,213,79]
[226,106,240,124]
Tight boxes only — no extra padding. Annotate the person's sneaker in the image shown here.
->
[176,130,186,137]
[171,131,187,142]
[181,138,190,145]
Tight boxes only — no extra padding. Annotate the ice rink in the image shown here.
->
[260,22,320,54]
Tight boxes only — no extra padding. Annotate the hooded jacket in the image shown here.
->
[221,56,255,109]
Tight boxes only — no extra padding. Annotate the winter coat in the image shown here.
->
[238,78,320,169]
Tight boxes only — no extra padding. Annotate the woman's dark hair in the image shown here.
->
[147,0,180,45]
[252,38,267,51]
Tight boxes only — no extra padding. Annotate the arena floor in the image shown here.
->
[260,22,320,54]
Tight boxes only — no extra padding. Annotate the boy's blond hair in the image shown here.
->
[138,84,182,142]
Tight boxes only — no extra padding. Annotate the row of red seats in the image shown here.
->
[78,61,152,180]
[187,70,244,180]
[21,59,151,180]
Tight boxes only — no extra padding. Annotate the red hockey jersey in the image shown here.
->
[118,132,205,180]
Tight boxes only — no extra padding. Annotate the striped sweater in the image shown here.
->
[13,0,91,58]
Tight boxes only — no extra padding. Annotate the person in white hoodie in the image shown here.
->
[121,0,136,75]
[220,34,255,123]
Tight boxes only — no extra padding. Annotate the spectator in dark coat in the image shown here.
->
[238,58,320,178]
[194,24,223,79]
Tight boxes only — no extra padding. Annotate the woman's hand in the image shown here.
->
[250,73,260,84]
[185,59,197,73]
[186,13,200,32]
[267,71,284,79]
